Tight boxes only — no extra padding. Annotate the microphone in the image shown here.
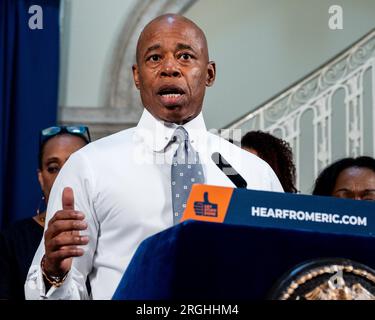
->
[211,152,247,188]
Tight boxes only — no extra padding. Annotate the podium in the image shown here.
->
[113,186,375,299]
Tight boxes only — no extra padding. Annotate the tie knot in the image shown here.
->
[173,126,189,144]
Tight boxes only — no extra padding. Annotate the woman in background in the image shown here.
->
[312,156,375,201]
[0,126,90,299]
[241,130,298,193]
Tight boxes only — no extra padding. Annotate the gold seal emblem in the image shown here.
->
[269,258,375,300]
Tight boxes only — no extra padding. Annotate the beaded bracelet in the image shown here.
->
[40,255,68,288]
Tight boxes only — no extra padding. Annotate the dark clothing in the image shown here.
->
[0,218,43,299]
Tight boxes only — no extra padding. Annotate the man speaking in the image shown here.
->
[25,14,282,299]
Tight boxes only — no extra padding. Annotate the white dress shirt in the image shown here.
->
[25,108,283,300]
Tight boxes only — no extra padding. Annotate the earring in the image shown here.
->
[36,195,46,222]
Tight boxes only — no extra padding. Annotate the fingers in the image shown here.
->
[46,211,87,240]
[46,219,88,240]
[43,231,89,275]
[43,187,89,275]
[47,234,89,252]
[62,187,74,211]
[48,210,85,225]
[47,248,85,261]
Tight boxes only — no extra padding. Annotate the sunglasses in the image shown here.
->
[39,125,91,146]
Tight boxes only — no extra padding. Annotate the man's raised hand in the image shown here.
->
[43,187,89,277]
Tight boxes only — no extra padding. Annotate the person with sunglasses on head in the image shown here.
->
[0,126,90,299]
[25,14,283,300]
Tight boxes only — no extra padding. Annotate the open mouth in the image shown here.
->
[157,85,185,106]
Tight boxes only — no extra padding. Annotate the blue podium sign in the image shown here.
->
[182,185,375,237]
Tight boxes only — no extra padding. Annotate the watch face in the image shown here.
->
[269,258,375,300]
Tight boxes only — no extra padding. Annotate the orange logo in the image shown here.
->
[181,184,234,223]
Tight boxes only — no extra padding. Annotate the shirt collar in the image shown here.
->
[135,108,207,152]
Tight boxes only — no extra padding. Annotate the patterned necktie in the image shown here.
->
[171,126,205,224]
